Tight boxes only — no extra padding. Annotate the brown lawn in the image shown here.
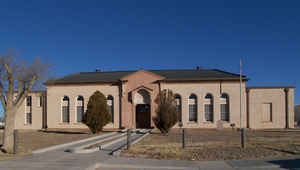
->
[0,129,104,161]
[121,128,300,161]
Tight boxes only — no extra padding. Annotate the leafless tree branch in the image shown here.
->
[0,51,49,153]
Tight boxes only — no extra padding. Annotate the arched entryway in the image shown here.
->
[134,89,151,129]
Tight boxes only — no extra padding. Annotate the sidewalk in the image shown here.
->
[0,131,299,170]
[97,157,299,170]
[0,131,150,170]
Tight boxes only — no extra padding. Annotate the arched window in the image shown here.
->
[189,94,197,122]
[76,96,84,123]
[62,96,70,123]
[204,93,213,122]
[175,94,182,122]
[220,93,229,121]
[107,95,114,123]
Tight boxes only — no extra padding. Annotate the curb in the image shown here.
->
[71,147,100,154]
[111,129,151,156]
[32,131,117,154]
[91,163,188,170]
[68,133,127,154]
[226,159,281,169]
[131,130,151,146]
[100,136,127,150]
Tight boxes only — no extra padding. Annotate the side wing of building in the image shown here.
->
[15,91,46,129]
[247,87,295,129]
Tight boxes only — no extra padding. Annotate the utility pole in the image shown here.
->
[240,59,246,148]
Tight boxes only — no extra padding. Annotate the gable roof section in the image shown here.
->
[45,69,248,85]
[120,70,165,81]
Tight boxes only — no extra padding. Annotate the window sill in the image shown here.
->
[59,123,71,125]
[203,121,214,124]
[261,121,273,123]
[187,121,198,124]
[73,123,84,125]
[219,120,230,123]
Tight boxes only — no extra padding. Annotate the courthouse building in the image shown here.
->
[14,68,295,130]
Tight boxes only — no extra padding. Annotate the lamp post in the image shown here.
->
[240,59,246,149]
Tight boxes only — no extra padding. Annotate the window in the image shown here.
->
[189,94,197,122]
[107,95,114,123]
[204,93,213,122]
[39,96,43,107]
[26,112,32,124]
[26,96,32,124]
[76,96,84,123]
[26,96,32,106]
[175,94,182,122]
[262,103,272,122]
[220,93,229,121]
[62,96,70,123]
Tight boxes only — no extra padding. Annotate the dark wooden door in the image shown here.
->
[136,104,151,129]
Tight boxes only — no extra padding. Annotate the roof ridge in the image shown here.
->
[212,69,247,77]
[78,70,136,74]
[79,68,213,74]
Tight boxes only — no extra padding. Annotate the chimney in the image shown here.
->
[95,69,100,72]
[196,66,201,71]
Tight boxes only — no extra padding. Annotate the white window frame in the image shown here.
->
[175,94,182,122]
[75,96,84,123]
[188,94,198,122]
[203,93,214,122]
[220,93,230,122]
[61,96,70,124]
[107,95,114,123]
[25,96,32,125]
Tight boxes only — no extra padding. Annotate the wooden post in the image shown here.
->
[241,128,246,148]
[182,128,185,149]
[127,129,131,150]
[13,130,18,154]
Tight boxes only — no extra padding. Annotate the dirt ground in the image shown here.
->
[121,128,300,161]
[0,129,103,161]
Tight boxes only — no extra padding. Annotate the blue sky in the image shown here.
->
[0,0,299,116]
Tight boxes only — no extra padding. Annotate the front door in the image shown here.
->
[136,104,151,129]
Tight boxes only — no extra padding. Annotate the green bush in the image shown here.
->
[82,91,112,134]
[153,89,178,134]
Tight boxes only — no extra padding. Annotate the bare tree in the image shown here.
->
[0,54,48,153]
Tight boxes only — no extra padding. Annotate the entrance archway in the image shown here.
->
[134,89,151,129]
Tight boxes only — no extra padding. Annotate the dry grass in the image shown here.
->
[0,128,105,160]
[121,128,300,161]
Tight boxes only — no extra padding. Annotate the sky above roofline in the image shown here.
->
[0,0,299,116]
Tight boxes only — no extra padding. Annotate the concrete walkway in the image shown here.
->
[97,157,300,170]
[0,132,299,170]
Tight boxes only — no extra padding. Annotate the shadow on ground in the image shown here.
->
[268,158,300,169]
[263,146,300,155]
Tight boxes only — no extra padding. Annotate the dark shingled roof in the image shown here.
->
[45,69,248,85]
